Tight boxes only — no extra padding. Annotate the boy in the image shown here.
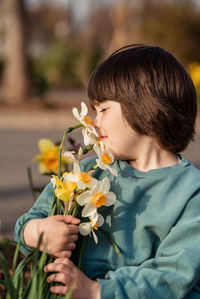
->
[15,44,200,298]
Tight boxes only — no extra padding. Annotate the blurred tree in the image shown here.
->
[1,0,199,100]
[0,0,29,104]
[139,0,200,65]
[106,0,138,55]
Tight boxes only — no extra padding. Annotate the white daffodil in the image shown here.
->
[72,102,98,146]
[72,101,92,128]
[62,150,76,162]
[62,147,83,163]
[63,161,97,190]
[79,213,104,244]
[93,144,118,177]
[77,177,116,217]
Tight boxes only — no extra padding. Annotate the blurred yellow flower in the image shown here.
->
[34,138,68,174]
[188,62,200,87]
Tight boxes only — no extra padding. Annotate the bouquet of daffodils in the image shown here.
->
[48,101,118,247]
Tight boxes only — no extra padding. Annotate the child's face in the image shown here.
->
[93,101,143,160]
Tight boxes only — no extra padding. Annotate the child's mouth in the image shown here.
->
[99,136,107,140]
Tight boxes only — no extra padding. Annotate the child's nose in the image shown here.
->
[93,114,100,128]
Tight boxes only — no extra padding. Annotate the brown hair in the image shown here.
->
[87,44,197,153]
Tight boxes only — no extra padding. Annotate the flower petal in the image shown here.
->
[104,192,116,206]
[73,161,81,175]
[92,230,98,244]
[93,144,101,158]
[39,162,51,174]
[96,159,106,171]
[99,177,110,193]
[77,180,87,190]
[78,147,83,161]
[88,210,98,224]
[97,214,104,227]
[88,178,98,190]
[50,177,56,188]
[63,151,76,161]
[81,101,88,118]
[77,191,91,206]
[82,203,97,218]
[79,222,92,236]
[63,173,77,183]
[82,129,91,146]
[106,165,118,177]
[38,139,55,152]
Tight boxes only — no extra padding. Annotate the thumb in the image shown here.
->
[63,215,80,225]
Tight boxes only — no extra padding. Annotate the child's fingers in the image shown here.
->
[50,285,69,295]
[67,232,79,242]
[67,224,80,235]
[64,242,76,251]
[44,261,72,273]
[63,215,80,225]
[47,272,72,286]
[54,257,74,267]
[56,250,72,258]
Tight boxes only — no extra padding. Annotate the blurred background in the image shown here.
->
[0,0,200,239]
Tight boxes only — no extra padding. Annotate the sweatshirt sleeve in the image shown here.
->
[97,195,200,299]
[14,183,54,255]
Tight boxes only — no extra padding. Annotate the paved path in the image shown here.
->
[0,100,200,239]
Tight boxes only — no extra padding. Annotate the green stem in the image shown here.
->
[27,166,37,201]
[77,236,88,270]
[64,201,70,215]
[58,124,83,178]
[71,202,79,217]
[82,145,93,155]
[99,228,122,257]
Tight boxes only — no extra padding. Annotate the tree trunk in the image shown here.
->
[1,0,29,104]
[106,0,131,55]
[106,0,144,56]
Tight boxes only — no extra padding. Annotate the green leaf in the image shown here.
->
[65,282,75,299]
[0,252,17,299]
[12,232,22,273]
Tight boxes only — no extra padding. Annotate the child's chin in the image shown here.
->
[107,148,119,159]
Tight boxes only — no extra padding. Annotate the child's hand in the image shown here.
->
[24,215,80,257]
[44,258,100,299]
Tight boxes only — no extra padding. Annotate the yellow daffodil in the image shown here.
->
[51,175,77,202]
[77,177,116,217]
[34,139,68,174]
[188,62,200,87]
[93,144,118,177]
[79,213,104,243]
[72,102,98,146]
[63,161,97,190]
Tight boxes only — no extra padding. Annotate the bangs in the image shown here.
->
[87,59,120,109]
[87,44,148,109]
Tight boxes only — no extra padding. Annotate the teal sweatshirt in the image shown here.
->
[14,155,200,299]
